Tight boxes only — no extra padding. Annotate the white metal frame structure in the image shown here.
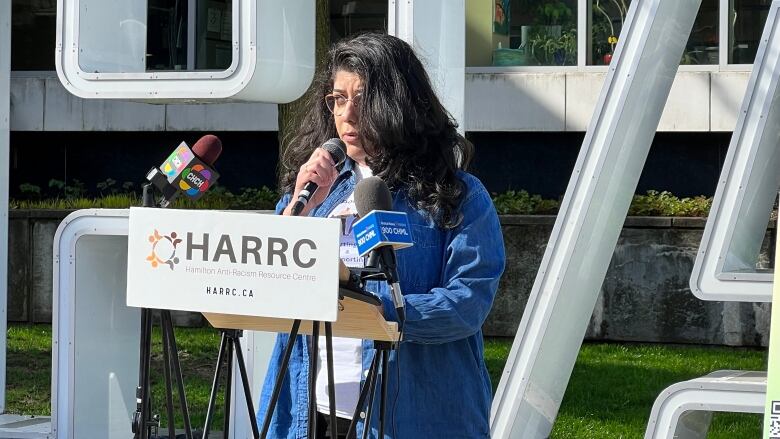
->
[490,1,702,437]
[0,0,9,415]
[52,209,274,439]
[689,2,780,303]
[644,370,766,439]
[55,0,315,103]
[388,0,465,133]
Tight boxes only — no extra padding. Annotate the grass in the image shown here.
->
[485,340,767,438]
[7,324,769,437]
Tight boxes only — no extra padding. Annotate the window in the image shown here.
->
[11,0,57,70]
[147,0,233,71]
[589,0,719,65]
[729,0,772,64]
[684,0,719,65]
[329,0,388,43]
[467,0,578,66]
[589,0,628,65]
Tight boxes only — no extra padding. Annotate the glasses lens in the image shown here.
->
[325,95,336,114]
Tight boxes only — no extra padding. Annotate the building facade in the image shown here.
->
[7,0,770,199]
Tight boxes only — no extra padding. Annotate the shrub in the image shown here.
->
[10,185,279,211]
[491,189,713,217]
[492,190,560,215]
[628,190,711,217]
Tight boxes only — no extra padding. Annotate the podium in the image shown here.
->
[124,207,401,438]
[204,294,399,342]
[205,288,400,439]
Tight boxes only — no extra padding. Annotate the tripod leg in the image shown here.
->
[233,334,260,439]
[161,316,176,439]
[361,356,381,439]
[134,308,154,439]
[224,334,235,439]
[347,352,379,439]
[308,322,320,439]
[379,350,389,438]
[162,311,193,439]
[203,331,229,439]
[260,320,302,438]
[324,323,338,439]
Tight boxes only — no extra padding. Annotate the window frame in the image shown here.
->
[467,0,760,72]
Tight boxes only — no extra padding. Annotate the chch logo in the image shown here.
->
[146,229,182,270]
[178,164,212,196]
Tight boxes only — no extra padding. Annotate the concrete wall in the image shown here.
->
[10,69,749,132]
[464,70,750,132]
[485,215,774,347]
[9,72,278,132]
[9,210,774,346]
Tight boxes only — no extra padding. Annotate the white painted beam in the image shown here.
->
[490,1,702,437]
[0,0,11,414]
[389,0,465,133]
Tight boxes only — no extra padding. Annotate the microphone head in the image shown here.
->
[192,134,223,166]
[322,138,347,167]
[355,176,393,217]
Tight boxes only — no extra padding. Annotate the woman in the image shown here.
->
[257,32,505,438]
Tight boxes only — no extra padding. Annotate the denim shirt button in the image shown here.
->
[363,369,369,378]
[360,411,366,419]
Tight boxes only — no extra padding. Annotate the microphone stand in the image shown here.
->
[345,253,400,439]
[132,183,194,439]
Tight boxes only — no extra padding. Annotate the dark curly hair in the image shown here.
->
[279,32,473,229]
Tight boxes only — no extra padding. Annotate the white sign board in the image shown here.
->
[127,207,340,322]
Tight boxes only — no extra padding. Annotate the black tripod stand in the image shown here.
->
[202,328,260,438]
[132,184,194,439]
[345,341,394,439]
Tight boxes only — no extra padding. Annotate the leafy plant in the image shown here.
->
[492,190,560,215]
[530,28,577,65]
[48,179,86,199]
[10,185,279,211]
[96,178,118,196]
[628,190,711,217]
[18,183,41,199]
[490,189,712,217]
[537,1,573,25]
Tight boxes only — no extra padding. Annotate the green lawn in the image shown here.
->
[7,324,769,438]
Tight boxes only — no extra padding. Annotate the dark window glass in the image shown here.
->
[147,0,233,71]
[730,0,772,64]
[11,0,57,71]
[589,0,719,65]
[683,0,719,65]
[329,0,388,43]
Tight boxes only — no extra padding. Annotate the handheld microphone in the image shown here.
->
[290,138,347,216]
[146,134,222,207]
[353,177,413,324]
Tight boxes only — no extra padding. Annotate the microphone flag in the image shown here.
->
[157,141,220,202]
[352,210,414,257]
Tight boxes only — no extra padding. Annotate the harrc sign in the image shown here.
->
[126,207,341,322]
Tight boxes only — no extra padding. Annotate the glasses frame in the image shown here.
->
[325,92,362,116]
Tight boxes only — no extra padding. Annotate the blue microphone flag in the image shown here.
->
[352,210,414,257]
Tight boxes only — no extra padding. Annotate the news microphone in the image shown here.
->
[290,138,347,216]
[146,134,222,207]
[353,177,413,324]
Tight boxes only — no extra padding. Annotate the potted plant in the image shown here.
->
[530,27,577,66]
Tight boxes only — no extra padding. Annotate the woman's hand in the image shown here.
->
[283,148,339,216]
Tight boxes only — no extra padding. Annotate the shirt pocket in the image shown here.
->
[397,224,443,293]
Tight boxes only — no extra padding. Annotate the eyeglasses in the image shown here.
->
[325,93,362,116]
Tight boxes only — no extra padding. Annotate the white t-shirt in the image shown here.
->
[316,164,373,418]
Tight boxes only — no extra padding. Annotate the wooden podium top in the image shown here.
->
[203,293,400,342]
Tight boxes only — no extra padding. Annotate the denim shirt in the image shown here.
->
[256,159,506,438]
